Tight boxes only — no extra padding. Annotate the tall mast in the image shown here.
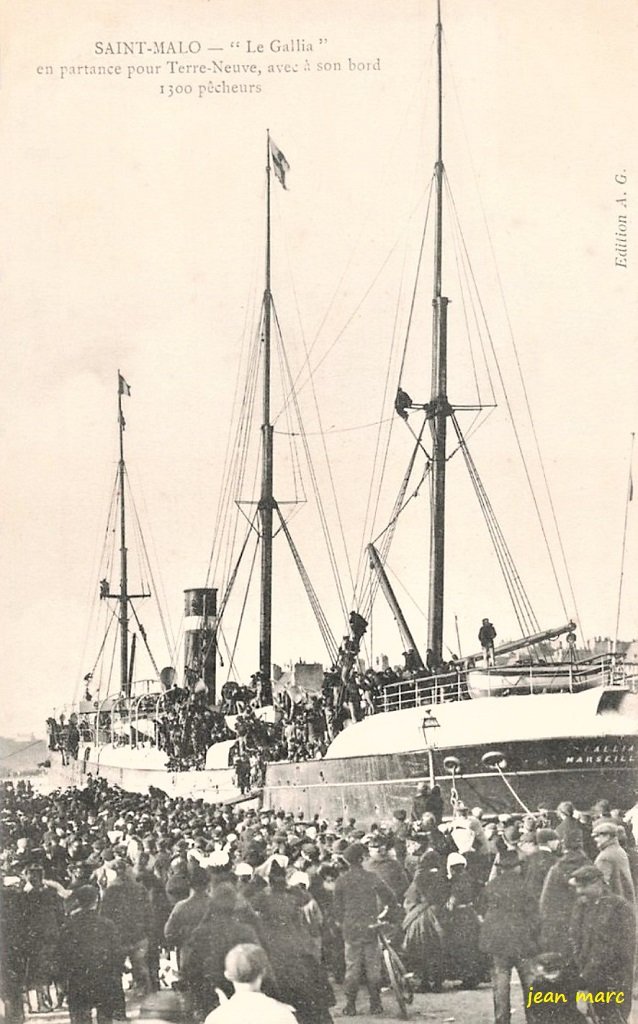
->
[259,132,274,681]
[427,0,450,662]
[117,370,130,697]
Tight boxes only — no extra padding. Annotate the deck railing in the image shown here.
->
[371,659,638,711]
[372,672,467,714]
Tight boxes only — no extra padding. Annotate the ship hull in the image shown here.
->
[45,750,242,803]
[262,735,637,820]
[44,732,636,821]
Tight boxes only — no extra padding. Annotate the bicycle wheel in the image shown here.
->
[382,946,412,1019]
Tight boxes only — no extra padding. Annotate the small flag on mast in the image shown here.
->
[270,138,290,190]
[118,373,131,397]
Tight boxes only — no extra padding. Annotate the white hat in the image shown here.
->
[288,870,310,888]
[208,849,230,868]
[447,852,467,876]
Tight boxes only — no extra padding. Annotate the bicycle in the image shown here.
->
[371,919,414,1020]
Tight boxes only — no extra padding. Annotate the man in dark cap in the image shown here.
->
[0,869,28,1024]
[478,618,497,665]
[555,801,584,851]
[164,863,212,964]
[333,843,393,1016]
[411,782,430,821]
[58,885,122,1024]
[479,849,537,1024]
[365,834,409,904]
[101,857,153,1003]
[22,862,64,1011]
[523,829,561,906]
[569,864,635,1022]
[591,820,635,903]
[539,832,590,960]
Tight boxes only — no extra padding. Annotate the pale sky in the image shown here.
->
[1,0,636,737]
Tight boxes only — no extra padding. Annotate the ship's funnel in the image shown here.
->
[184,588,217,704]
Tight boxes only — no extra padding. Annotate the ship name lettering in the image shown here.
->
[270,38,313,53]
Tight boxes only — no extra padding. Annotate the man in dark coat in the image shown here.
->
[22,863,65,1010]
[555,802,584,850]
[0,879,27,1024]
[523,829,561,907]
[333,843,393,1016]
[364,835,409,904]
[253,860,334,1024]
[479,850,537,1024]
[58,885,122,1024]
[591,819,635,903]
[100,858,152,1004]
[568,864,635,1022]
[180,882,261,1020]
[411,782,430,821]
[424,785,444,825]
[163,863,211,964]
[539,836,590,958]
[478,618,497,664]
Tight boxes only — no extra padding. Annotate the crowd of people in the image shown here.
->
[55,652,463,780]
[49,609,471,779]
[1,776,636,1024]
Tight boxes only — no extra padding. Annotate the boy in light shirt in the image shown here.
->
[204,943,297,1024]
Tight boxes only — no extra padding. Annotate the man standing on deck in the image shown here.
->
[478,619,497,666]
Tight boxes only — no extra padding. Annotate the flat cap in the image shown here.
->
[591,819,618,837]
[569,864,604,886]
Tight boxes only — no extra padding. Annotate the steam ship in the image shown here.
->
[47,1,638,821]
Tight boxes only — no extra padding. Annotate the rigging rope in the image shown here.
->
[272,40,437,431]
[226,529,260,680]
[276,416,393,437]
[275,507,339,664]
[358,425,430,623]
[271,302,350,624]
[129,603,160,678]
[442,43,582,628]
[450,412,540,638]
[126,467,175,665]
[353,178,435,608]
[201,513,259,671]
[273,293,352,596]
[74,469,120,707]
[444,170,573,628]
[86,606,119,681]
[205,301,262,594]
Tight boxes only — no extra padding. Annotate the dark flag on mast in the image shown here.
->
[270,138,290,189]
[118,373,131,429]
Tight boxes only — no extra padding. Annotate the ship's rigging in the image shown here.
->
[77,373,176,708]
